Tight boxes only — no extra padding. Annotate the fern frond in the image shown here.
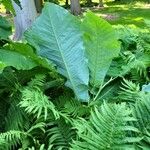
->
[132,94,150,145]
[28,144,44,150]
[71,102,140,150]
[20,88,60,120]
[118,79,143,103]
[139,33,150,53]
[130,68,148,84]
[0,130,27,149]
[0,94,8,132]
[27,122,45,134]
[0,122,46,150]
[28,144,53,150]
[0,138,8,150]
[123,52,148,78]
[27,74,46,91]
[5,92,30,131]
[56,96,90,118]
[0,68,19,93]
[46,118,76,150]
[109,27,150,82]
[0,130,25,140]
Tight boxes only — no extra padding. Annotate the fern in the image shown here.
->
[27,74,46,91]
[55,96,90,118]
[138,32,150,53]
[1,5,150,150]
[46,118,76,150]
[27,144,53,150]
[71,102,140,150]
[0,130,27,149]
[0,94,8,132]
[19,75,60,120]
[0,68,19,93]
[0,138,8,150]
[27,122,45,135]
[132,93,150,146]
[20,88,59,120]
[118,79,142,103]
[109,27,150,84]
[5,92,30,131]
[28,144,45,150]
[0,122,46,149]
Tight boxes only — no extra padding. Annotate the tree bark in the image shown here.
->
[34,0,43,13]
[70,0,81,16]
[99,0,104,7]
[86,0,92,5]
[65,0,69,6]
[12,0,38,40]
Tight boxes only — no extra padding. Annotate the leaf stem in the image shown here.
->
[93,77,116,101]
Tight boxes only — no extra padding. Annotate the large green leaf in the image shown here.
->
[0,49,37,72]
[4,42,55,71]
[25,3,89,101]
[82,12,120,87]
[0,16,12,40]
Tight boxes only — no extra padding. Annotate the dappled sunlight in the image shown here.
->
[0,4,6,16]
[90,2,150,29]
[0,4,5,13]
[133,17,144,21]
[133,1,150,8]
[1,1,150,149]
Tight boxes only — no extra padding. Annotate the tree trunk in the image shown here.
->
[12,0,38,40]
[34,0,43,13]
[86,0,92,5]
[65,0,69,6]
[99,0,104,7]
[70,0,81,16]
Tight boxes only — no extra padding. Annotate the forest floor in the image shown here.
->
[1,2,150,30]
[88,1,150,30]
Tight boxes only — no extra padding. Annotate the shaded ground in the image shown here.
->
[89,2,150,29]
[1,2,150,30]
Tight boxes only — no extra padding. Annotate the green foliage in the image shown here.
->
[108,27,150,84]
[46,118,76,149]
[4,42,56,72]
[0,16,11,47]
[5,93,29,131]
[1,2,150,150]
[20,85,60,120]
[82,12,120,87]
[118,79,150,148]
[25,3,122,101]
[132,94,150,146]
[71,103,141,150]
[0,75,77,150]
[0,0,15,15]
[118,79,142,103]
[25,3,90,101]
[0,49,37,72]
[0,0,21,15]
[0,16,12,41]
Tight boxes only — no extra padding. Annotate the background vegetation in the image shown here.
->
[0,0,150,150]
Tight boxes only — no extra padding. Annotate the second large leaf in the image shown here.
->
[82,12,120,87]
[25,3,89,101]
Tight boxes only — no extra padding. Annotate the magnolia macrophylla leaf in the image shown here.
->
[0,49,37,71]
[25,3,89,101]
[82,12,120,87]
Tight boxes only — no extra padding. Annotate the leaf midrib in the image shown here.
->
[48,9,78,98]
